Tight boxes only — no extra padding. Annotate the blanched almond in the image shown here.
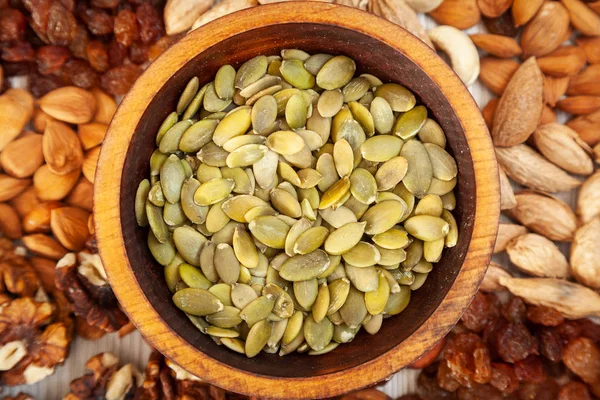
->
[470,34,522,58]
[521,2,570,57]
[22,234,68,260]
[566,110,600,146]
[82,147,101,183]
[533,123,593,175]
[39,86,97,124]
[66,178,94,212]
[577,171,600,224]
[43,120,84,176]
[479,57,519,95]
[570,217,600,289]
[78,123,107,150]
[428,0,481,29]
[0,134,44,178]
[90,88,117,125]
[537,46,587,77]
[0,203,21,239]
[512,0,543,26]
[507,233,570,278]
[33,165,80,201]
[0,174,31,202]
[561,0,600,36]
[0,89,34,152]
[543,76,570,107]
[50,207,91,251]
[494,223,528,254]
[567,65,600,96]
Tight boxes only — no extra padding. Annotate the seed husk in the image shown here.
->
[172,288,223,316]
[294,278,319,309]
[252,95,278,134]
[226,144,268,168]
[361,200,407,235]
[400,140,433,198]
[316,55,356,90]
[374,83,416,112]
[214,243,240,284]
[360,136,403,162]
[324,221,366,255]
[245,319,271,358]
[135,179,150,227]
[279,250,331,281]
[383,286,411,315]
[236,56,268,89]
[345,264,379,292]
[333,139,354,178]
[394,105,427,139]
[212,107,252,146]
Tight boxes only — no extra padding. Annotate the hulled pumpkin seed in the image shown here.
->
[318,90,344,118]
[365,271,390,315]
[231,283,258,310]
[400,140,433,198]
[383,286,411,315]
[349,168,377,205]
[204,83,232,113]
[373,228,410,250]
[248,215,291,248]
[377,246,407,267]
[316,55,355,90]
[266,130,305,155]
[177,77,199,114]
[418,119,446,148]
[323,221,366,255]
[293,226,329,255]
[173,288,223,316]
[319,176,350,209]
[214,243,240,284]
[215,65,236,100]
[235,56,268,89]
[240,75,281,98]
[148,231,175,266]
[375,156,408,192]
[146,202,169,244]
[212,106,252,146]
[245,319,271,358]
[402,240,423,270]
[370,97,394,134]
[360,136,403,162]
[294,278,319,309]
[173,226,206,266]
[428,176,457,196]
[345,264,379,292]
[304,314,334,351]
[339,286,368,328]
[424,143,458,181]
[442,209,458,248]
[304,53,333,75]
[374,83,416,112]
[441,192,456,211]
[333,139,354,178]
[233,225,259,268]
[135,179,150,227]
[252,95,278,134]
[198,142,229,167]
[253,149,278,189]
[327,278,350,315]
[316,153,338,193]
[156,112,178,146]
[206,306,242,328]
[394,105,427,139]
[221,337,245,353]
[361,200,407,235]
[364,313,383,334]
[410,273,428,290]
[196,163,222,183]
[285,93,308,129]
[343,77,370,102]
[415,194,443,217]
[342,241,381,267]
[226,144,267,168]
[270,188,302,218]
[193,178,234,206]
[285,217,313,256]
[240,294,275,327]
[223,195,269,222]
[348,101,375,136]
[283,310,304,345]
[279,250,330,281]
[404,215,450,241]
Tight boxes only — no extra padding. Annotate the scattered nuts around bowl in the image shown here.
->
[137,50,459,358]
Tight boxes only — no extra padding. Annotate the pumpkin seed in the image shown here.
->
[233,225,259,268]
[156,112,178,145]
[319,176,350,209]
[345,264,379,292]
[327,278,350,315]
[212,220,240,245]
[361,200,407,235]
[266,130,305,155]
[319,206,357,229]
[441,192,456,211]
[268,318,288,348]
[212,107,252,146]
[248,215,291,249]
[236,56,268,89]
[370,97,394,134]
[240,75,281,99]
[349,168,377,205]
[441,209,458,248]
[196,164,222,183]
[320,254,342,279]
[146,202,169,244]
[339,285,368,328]
[294,278,319,309]
[163,200,186,225]
[193,178,234,206]
[198,241,218,282]
[413,257,433,273]
[187,313,209,333]
[283,310,304,345]
[270,188,302,218]
[348,101,375,136]
[306,107,332,144]
[360,136,403,162]
[279,59,315,89]
[150,149,168,177]
[173,288,223,316]
[383,286,411,315]
[204,83,232,113]
[148,231,175,266]
[251,95,278,134]
[221,338,245,353]
[180,179,209,224]
[428,176,457,196]
[343,77,370,102]
[391,268,415,286]
[304,53,333,75]
[309,341,339,355]
[374,83,416,112]
[207,284,232,309]
[410,273,428,290]
[231,283,258,310]
[148,182,165,206]
[295,129,323,152]
[160,155,185,203]
[226,144,267,168]
[363,313,383,334]
[318,90,344,118]
[198,142,229,167]
[404,215,450,241]
[380,269,401,294]
[400,140,433,198]
[177,77,199,114]
[304,314,334,351]
[221,167,253,194]
[173,226,206,266]
[333,139,354,178]
[279,250,330,281]
[375,156,408,191]
[402,240,423,270]
[245,319,271,358]
[262,284,294,319]
[206,306,242,328]
[285,93,308,129]
[424,143,457,181]
[316,55,356,90]
[214,65,236,100]
[377,246,407,267]
[223,195,269,222]
[316,153,338,193]
[214,243,240,284]
[373,228,410,250]
[135,179,150,227]
[285,217,313,256]
[418,119,446,148]
[297,168,323,189]
[291,226,329,255]
[240,294,275,327]
[394,105,427,139]
[342,241,381,267]
[207,327,239,339]
[415,194,443,217]
[365,271,390,315]
[324,221,366,255]
[205,198,230,233]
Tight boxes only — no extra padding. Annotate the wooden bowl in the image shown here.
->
[95,3,500,399]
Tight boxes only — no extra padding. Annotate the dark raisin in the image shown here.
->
[46,2,78,46]
[397,396,422,400]
[503,297,527,323]
[461,292,500,333]
[562,337,600,384]
[483,11,518,37]
[23,0,51,36]
[417,367,454,400]
[580,319,600,341]
[59,0,75,12]
[2,41,35,62]
[36,45,69,75]
[148,33,181,61]
[28,71,65,97]
[496,322,538,363]
[2,61,35,77]
[59,59,99,89]
[456,385,504,400]
[473,346,492,384]
[436,360,461,392]
[68,24,89,60]
[128,0,165,8]
[114,9,139,47]
[556,321,583,344]
[91,0,121,8]
[518,379,559,400]
[538,328,562,363]
[86,40,109,72]
[526,306,564,327]
[558,382,591,400]
[107,38,127,67]
[0,8,26,42]
[136,2,162,44]
[490,363,518,394]
[0,0,8,8]
[81,7,114,36]
[128,41,147,64]
[101,64,142,95]
[514,356,546,384]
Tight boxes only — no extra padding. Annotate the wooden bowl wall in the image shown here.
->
[95,3,500,399]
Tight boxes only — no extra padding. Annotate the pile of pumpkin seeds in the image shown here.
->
[135,49,459,358]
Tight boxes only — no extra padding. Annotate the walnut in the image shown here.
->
[55,252,128,333]
[0,239,40,300]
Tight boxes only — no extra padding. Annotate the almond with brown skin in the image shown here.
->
[0,203,22,239]
[512,0,543,26]
[566,110,600,146]
[492,58,544,147]
[30,257,58,293]
[496,145,581,193]
[561,0,600,36]
[39,87,97,124]
[537,46,587,77]
[66,178,94,212]
[33,165,80,201]
[23,201,63,234]
[482,98,499,129]
[506,190,578,242]
[577,170,600,224]
[50,207,91,251]
[499,167,516,210]
[570,217,600,289]
[540,106,557,124]
[470,34,522,58]
[556,96,600,114]
[533,123,594,175]
[78,122,107,150]
[9,186,41,217]
[507,233,570,278]
[567,65,600,96]
[32,109,54,133]
[521,2,570,57]
[494,223,528,254]
[476,0,512,18]
[481,262,512,292]
[479,57,520,95]
[595,143,600,163]
[22,234,68,260]
[43,120,84,176]
[82,147,101,184]
[576,36,600,64]
[428,0,481,30]
[0,134,44,178]
[90,88,117,125]
[191,0,258,30]
[0,174,31,202]
[543,76,570,107]
[164,0,213,35]
[0,89,34,152]
[589,1,600,13]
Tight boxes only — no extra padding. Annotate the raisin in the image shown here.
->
[23,0,51,36]
[86,41,109,72]
[148,34,181,61]
[483,11,518,37]
[2,41,35,62]
[526,306,564,327]
[29,72,65,97]
[473,346,492,384]
[59,59,99,89]
[443,333,491,387]
[558,382,591,400]
[514,356,546,384]
[490,363,518,394]
[36,45,69,75]
[107,38,127,67]
[0,0,8,8]
[580,319,600,341]
[461,292,500,333]
[128,41,147,64]
[518,379,559,400]
[136,3,163,44]
[0,8,26,43]
[456,385,504,400]
[114,9,139,47]
[496,322,538,363]
[46,2,78,46]
[436,360,461,392]
[68,24,90,60]
[417,367,454,400]
[397,396,422,400]
[2,61,35,77]
[562,337,600,384]
[91,0,121,8]
[503,297,527,323]
[101,64,142,95]
[538,328,562,363]
[59,0,75,12]
[80,7,114,36]
[556,321,583,344]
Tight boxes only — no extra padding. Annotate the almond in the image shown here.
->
[576,36,600,64]
[50,207,90,251]
[22,234,68,260]
[191,0,258,31]
[479,57,520,95]
[567,65,600,96]
[428,0,481,30]
[164,0,213,35]
[537,46,587,77]
[561,0,600,36]
[370,0,433,48]
[496,144,581,193]
[23,201,63,234]
[499,167,516,210]
[0,134,44,178]
[32,108,54,133]
[0,174,31,202]
[33,165,80,201]
[476,0,512,18]
[595,142,600,163]
[512,0,543,26]
[570,217,600,289]
[521,2,570,57]
[30,257,58,293]
[507,233,570,278]
[577,171,600,224]
[566,110,600,146]
[39,87,97,124]
[0,89,34,152]
[78,122,107,150]
[43,120,84,176]
[589,1,600,13]
[470,34,522,58]
[82,147,101,183]
[494,223,528,254]
[0,203,22,239]
[533,123,593,175]
[556,96,600,115]
[540,105,557,124]
[482,98,499,129]
[506,190,578,242]
[481,262,512,292]
[90,88,117,125]
[543,75,570,107]
[9,186,41,217]
[492,58,544,147]
[66,178,94,212]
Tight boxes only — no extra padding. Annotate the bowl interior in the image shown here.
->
[120,23,475,378]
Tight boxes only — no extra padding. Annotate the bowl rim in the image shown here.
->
[95,3,500,398]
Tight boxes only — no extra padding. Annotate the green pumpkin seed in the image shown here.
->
[193,178,234,206]
[359,91,374,107]
[339,285,368,328]
[289,226,328,255]
[205,111,227,120]
[196,164,222,183]
[318,90,344,118]
[231,225,259,268]
[375,156,408,192]
[345,264,379,292]
[402,240,423,270]
[414,194,443,217]
[159,120,193,154]
[252,149,278,190]
[342,241,381,267]
[280,310,302,345]
[135,179,150,226]
[295,130,323,152]
[410,273,428,290]
[268,318,288,348]
[303,314,334,351]
[221,167,253,194]
[160,155,186,203]
[360,136,403,162]
[156,112,178,146]
[392,268,415,286]
[148,183,165,207]
[377,246,407,267]
[245,319,271,358]
[363,313,383,334]
[343,195,369,220]
[380,269,401,294]
[226,144,267,168]
[424,143,457,181]
[418,119,446,148]
[215,65,236,100]
[198,142,230,167]
[319,176,350,209]
[404,215,449,241]
[316,154,338,193]
[279,250,330,281]
[148,231,175,266]
[343,77,370,102]
[383,286,411,315]
[205,198,231,233]
[248,215,290,249]
[297,168,323,189]
[205,306,242,329]
[221,337,245,353]
[323,221,366,255]
[370,97,394,134]
[333,138,354,178]
[204,83,232,113]
[163,201,186,226]
[294,278,318,309]
[199,241,218,282]
[361,200,407,235]
[146,201,169,244]
[413,257,433,273]
[349,168,377,205]
[328,311,344,326]
[428,176,457,196]
[316,55,356,90]
[240,294,275,327]
[173,226,206,266]
[348,101,375,136]
[283,144,311,169]
[208,283,233,307]
[394,105,427,139]
[285,93,308,129]
[400,140,433,198]
[278,161,301,186]
[177,77,199,115]
[441,209,458,248]
[179,179,208,224]
[327,278,350,315]
[183,84,209,120]
[265,130,305,156]
[231,283,258,309]
[319,206,356,229]
[281,48,310,61]
[251,95,278,134]
[239,75,281,99]
[283,217,312,256]
[212,107,252,146]
[207,326,239,338]
[360,73,383,87]
[441,192,456,211]
[374,83,416,112]
[310,282,329,323]
[236,56,268,89]
[223,195,269,222]
[186,313,209,333]
[213,243,240,284]
[333,324,359,343]
[306,107,332,144]
[173,288,223,316]
[365,271,390,315]
[269,188,301,218]
[244,205,277,222]
[279,59,315,89]
[304,53,333,75]
[319,254,341,279]
[309,341,339,355]
[273,88,300,115]
[373,228,410,250]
